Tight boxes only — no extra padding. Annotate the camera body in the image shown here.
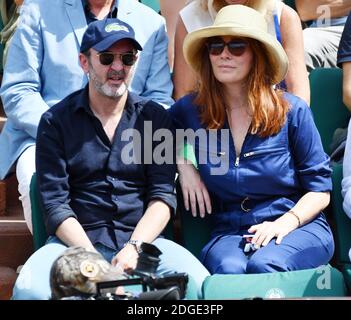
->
[95,271,188,300]
[50,243,188,300]
[95,242,188,300]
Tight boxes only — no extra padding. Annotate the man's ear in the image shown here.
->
[79,52,90,74]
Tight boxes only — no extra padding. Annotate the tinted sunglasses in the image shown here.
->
[97,51,137,66]
[207,40,248,56]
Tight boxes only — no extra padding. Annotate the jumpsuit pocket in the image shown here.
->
[196,143,230,176]
[242,146,286,159]
[196,143,227,163]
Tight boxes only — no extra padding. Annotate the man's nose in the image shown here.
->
[110,57,124,69]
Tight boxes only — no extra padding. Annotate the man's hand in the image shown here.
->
[111,244,139,274]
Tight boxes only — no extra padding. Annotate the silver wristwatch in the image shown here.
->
[124,239,142,253]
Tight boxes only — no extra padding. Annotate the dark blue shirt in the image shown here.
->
[82,0,118,24]
[36,86,176,251]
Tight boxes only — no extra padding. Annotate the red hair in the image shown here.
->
[194,38,290,137]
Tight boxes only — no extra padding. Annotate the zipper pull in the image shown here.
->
[235,156,240,167]
[243,151,255,158]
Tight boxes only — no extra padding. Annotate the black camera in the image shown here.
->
[96,242,188,300]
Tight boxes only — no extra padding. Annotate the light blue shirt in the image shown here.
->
[310,15,348,28]
[0,0,174,179]
[342,119,351,218]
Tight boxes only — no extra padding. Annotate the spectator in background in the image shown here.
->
[173,0,309,104]
[160,0,188,69]
[296,0,351,72]
[341,119,351,218]
[338,11,351,111]
[339,12,351,221]
[0,0,173,234]
[341,118,351,264]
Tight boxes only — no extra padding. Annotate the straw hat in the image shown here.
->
[183,5,289,84]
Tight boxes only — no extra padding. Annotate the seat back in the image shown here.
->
[309,68,350,155]
[139,0,160,13]
[29,174,48,251]
[203,266,347,299]
[176,181,211,259]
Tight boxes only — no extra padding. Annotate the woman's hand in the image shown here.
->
[111,244,139,274]
[248,213,300,248]
[177,162,212,218]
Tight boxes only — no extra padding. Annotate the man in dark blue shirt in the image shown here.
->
[0,0,174,236]
[12,18,209,300]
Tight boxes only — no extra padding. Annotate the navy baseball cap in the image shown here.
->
[80,18,143,53]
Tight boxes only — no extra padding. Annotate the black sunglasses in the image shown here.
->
[97,51,137,66]
[207,40,248,56]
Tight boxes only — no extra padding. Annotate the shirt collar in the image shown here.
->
[73,85,91,113]
[74,85,144,119]
[81,0,118,18]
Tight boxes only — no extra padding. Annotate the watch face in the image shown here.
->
[126,240,142,253]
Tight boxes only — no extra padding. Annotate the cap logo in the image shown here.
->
[105,23,129,33]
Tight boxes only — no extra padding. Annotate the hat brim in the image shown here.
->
[92,33,143,52]
[183,25,289,85]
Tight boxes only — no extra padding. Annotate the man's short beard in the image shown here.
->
[98,80,128,98]
[88,63,129,99]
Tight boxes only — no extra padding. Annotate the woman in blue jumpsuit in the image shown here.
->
[169,5,334,274]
